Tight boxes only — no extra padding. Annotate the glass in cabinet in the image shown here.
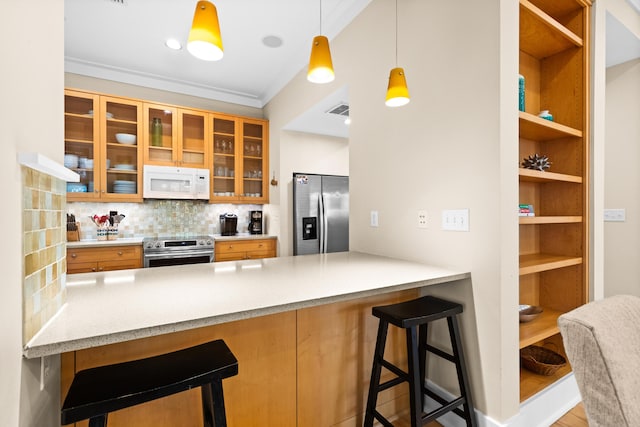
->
[241,120,267,202]
[64,90,99,201]
[101,96,143,200]
[211,116,237,199]
[143,103,177,166]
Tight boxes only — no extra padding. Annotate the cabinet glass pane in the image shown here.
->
[182,113,206,166]
[106,101,139,195]
[147,108,174,163]
[65,95,95,194]
[243,122,263,198]
[213,118,236,196]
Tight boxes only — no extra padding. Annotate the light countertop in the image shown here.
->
[66,234,275,248]
[24,251,470,358]
[212,233,276,242]
[66,237,144,248]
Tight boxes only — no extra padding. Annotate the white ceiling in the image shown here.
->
[65,1,639,140]
[606,12,640,68]
[64,0,369,111]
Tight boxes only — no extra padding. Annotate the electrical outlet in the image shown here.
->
[370,210,379,227]
[417,210,428,228]
[40,356,52,391]
[442,209,470,231]
[604,209,625,222]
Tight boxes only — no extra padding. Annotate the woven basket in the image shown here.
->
[520,345,566,376]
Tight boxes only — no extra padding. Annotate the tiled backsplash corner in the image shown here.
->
[22,166,67,344]
[67,200,266,239]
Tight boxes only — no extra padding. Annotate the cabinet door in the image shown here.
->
[143,103,178,166]
[178,108,209,168]
[239,119,269,203]
[100,96,143,201]
[65,90,101,201]
[211,115,239,200]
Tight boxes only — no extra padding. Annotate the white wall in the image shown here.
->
[0,1,64,426]
[266,0,520,421]
[604,59,640,296]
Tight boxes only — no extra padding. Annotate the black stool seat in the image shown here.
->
[372,295,463,328]
[61,339,238,427]
[364,295,477,427]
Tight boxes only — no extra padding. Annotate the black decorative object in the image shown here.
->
[522,154,551,171]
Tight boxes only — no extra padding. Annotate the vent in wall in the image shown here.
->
[326,103,349,117]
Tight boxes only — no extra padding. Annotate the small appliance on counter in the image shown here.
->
[220,213,238,236]
[249,210,263,234]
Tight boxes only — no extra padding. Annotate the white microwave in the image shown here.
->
[143,165,210,200]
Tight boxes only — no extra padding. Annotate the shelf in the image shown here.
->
[519,112,582,141]
[65,112,94,120]
[108,118,137,125]
[65,138,94,145]
[107,142,138,149]
[519,0,582,59]
[519,168,582,183]
[520,253,582,275]
[107,169,137,174]
[520,352,572,401]
[519,307,563,348]
[519,216,582,224]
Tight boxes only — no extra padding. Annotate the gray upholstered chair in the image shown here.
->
[558,295,640,427]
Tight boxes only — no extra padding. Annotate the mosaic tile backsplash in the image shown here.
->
[67,200,268,239]
[22,167,67,344]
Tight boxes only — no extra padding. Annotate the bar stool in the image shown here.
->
[364,295,477,427]
[61,339,238,427]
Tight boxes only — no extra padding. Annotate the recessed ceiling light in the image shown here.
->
[262,35,283,48]
[165,38,182,50]
[344,118,351,125]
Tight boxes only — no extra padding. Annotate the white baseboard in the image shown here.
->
[424,374,581,427]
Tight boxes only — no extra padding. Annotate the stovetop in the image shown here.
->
[143,235,214,251]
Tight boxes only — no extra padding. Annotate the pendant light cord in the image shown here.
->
[394,0,398,67]
[320,0,323,35]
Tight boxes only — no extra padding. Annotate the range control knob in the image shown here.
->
[155,242,161,248]
[206,239,212,245]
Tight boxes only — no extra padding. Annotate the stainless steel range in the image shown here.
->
[143,236,214,268]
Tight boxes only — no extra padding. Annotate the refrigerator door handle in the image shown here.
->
[319,192,327,253]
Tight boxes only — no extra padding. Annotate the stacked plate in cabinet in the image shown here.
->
[112,180,136,194]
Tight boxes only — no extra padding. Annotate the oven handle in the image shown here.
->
[143,249,214,260]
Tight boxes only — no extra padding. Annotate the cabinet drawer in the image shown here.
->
[67,245,142,268]
[215,239,275,255]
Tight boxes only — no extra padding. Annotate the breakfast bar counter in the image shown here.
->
[25,251,469,358]
[31,251,471,426]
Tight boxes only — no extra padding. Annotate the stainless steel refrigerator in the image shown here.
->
[293,173,349,255]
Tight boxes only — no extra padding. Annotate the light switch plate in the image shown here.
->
[442,209,470,231]
[370,210,379,227]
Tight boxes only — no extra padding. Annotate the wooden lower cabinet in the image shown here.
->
[214,238,276,261]
[66,245,142,274]
[61,289,420,426]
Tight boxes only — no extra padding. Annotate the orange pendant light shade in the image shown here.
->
[385,67,410,107]
[307,35,335,84]
[187,1,223,61]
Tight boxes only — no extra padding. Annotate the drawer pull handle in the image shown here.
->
[71,253,77,258]
[91,267,96,272]
[117,251,123,256]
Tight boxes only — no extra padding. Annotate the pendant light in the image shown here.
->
[187,1,223,61]
[307,0,335,84]
[385,0,410,107]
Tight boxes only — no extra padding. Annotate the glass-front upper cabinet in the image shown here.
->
[64,90,100,201]
[211,115,238,200]
[143,103,177,166]
[240,119,268,203]
[178,108,209,168]
[210,115,269,204]
[100,96,143,201]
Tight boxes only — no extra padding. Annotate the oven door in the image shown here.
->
[143,249,214,268]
